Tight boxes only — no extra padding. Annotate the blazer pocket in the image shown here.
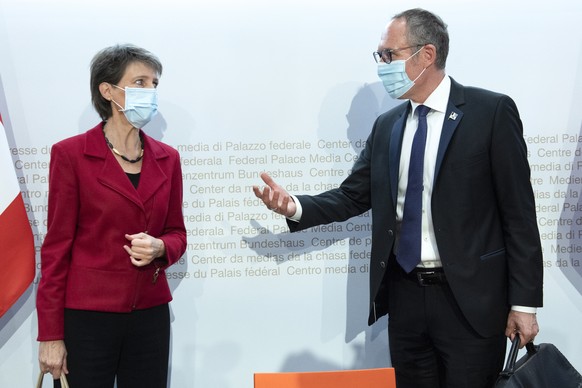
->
[480,248,506,261]
[451,151,488,170]
[450,151,489,180]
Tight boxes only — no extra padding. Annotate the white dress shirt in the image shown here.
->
[395,75,451,268]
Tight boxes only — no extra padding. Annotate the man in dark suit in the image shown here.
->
[253,8,543,388]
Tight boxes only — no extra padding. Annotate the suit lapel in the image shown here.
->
[434,104,463,183]
[433,79,465,185]
[83,124,143,210]
[96,155,145,211]
[389,104,411,207]
[137,134,168,204]
[85,125,167,210]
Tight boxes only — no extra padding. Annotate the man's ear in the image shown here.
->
[422,44,437,67]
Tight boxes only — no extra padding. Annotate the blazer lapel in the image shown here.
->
[82,124,143,210]
[389,104,411,207]
[98,154,145,210]
[434,105,463,182]
[85,125,166,211]
[434,78,465,184]
[136,134,168,204]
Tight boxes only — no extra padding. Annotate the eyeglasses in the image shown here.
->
[373,44,424,64]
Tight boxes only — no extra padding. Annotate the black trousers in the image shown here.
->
[387,261,506,388]
[55,304,170,388]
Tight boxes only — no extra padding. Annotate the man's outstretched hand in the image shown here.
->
[252,172,297,218]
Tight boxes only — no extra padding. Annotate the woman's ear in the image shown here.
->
[99,82,112,101]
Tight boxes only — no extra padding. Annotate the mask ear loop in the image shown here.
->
[111,98,125,112]
[406,47,428,84]
[412,67,427,83]
[110,84,126,112]
[405,46,425,62]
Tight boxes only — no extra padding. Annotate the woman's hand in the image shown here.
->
[124,233,165,267]
[39,340,68,379]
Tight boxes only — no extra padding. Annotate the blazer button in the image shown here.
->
[380,261,386,268]
[388,229,394,237]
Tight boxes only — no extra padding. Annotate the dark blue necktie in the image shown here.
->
[397,104,430,273]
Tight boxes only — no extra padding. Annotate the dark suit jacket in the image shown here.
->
[36,123,186,341]
[289,78,543,337]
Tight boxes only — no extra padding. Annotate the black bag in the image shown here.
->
[495,333,582,388]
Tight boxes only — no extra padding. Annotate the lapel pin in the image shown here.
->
[448,112,458,120]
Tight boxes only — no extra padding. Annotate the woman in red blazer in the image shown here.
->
[36,44,187,387]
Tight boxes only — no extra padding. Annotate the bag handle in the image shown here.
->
[499,332,538,377]
[36,371,70,388]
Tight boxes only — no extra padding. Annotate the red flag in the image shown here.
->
[0,114,35,317]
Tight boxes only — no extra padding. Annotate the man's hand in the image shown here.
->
[252,172,297,218]
[505,310,539,348]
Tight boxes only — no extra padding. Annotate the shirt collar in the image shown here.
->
[409,75,451,115]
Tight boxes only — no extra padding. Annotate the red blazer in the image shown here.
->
[36,123,187,341]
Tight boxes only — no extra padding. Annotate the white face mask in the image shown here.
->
[112,85,158,128]
[377,47,426,99]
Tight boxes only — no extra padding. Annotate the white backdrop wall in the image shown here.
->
[1,0,581,386]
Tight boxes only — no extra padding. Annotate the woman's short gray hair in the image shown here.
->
[90,44,163,121]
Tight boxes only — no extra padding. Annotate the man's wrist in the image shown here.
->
[288,195,302,222]
[511,306,537,314]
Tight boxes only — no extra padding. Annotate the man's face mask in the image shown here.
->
[377,46,426,99]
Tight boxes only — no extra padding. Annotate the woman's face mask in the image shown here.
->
[111,85,158,128]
